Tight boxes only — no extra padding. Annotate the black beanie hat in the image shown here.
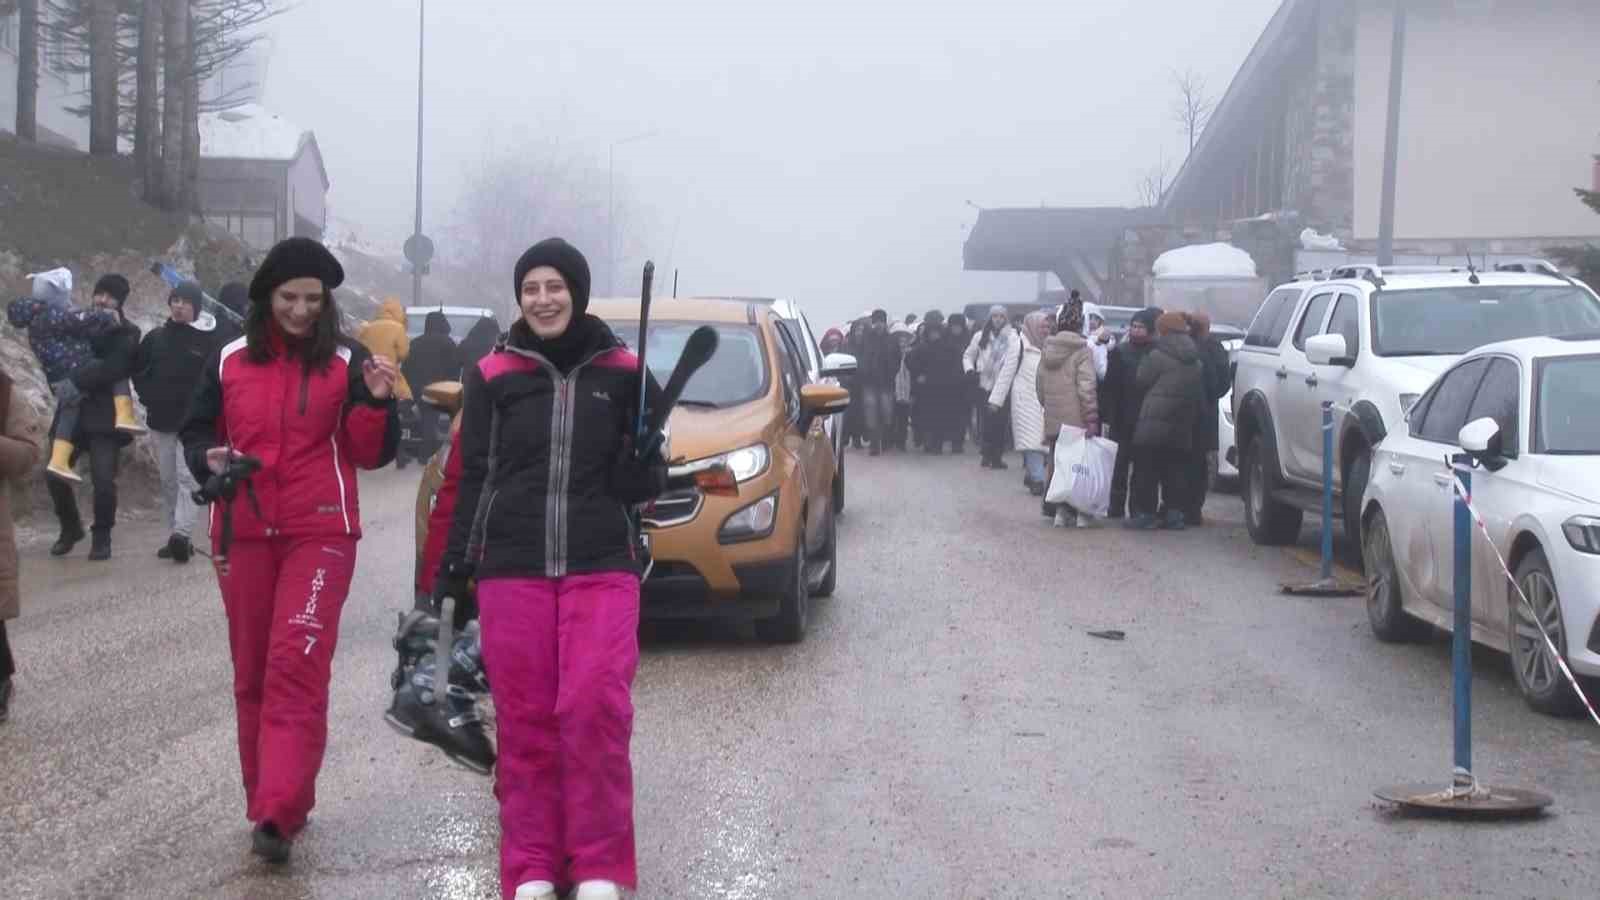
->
[170,281,204,314]
[249,237,344,305]
[218,282,249,316]
[924,309,945,326]
[513,238,592,316]
[93,274,131,306]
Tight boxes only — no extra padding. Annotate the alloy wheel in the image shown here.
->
[1512,570,1565,695]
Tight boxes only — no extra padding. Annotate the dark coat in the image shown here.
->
[855,327,902,389]
[133,318,224,433]
[1133,333,1204,451]
[1192,336,1231,452]
[64,319,141,445]
[442,317,663,581]
[404,312,463,395]
[1101,339,1155,443]
[457,317,502,368]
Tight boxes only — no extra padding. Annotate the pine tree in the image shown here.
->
[1550,155,1600,291]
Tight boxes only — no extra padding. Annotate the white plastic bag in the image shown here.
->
[1046,425,1119,517]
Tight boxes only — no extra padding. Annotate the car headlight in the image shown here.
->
[687,443,769,483]
[1562,516,1600,555]
[1399,393,1421,417]
[719,492,778,543]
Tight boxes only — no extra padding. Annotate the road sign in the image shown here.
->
[404,233,435,267]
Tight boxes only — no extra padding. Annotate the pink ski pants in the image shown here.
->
[478,572,641,896]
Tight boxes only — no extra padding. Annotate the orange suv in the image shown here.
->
[593,298,849,642]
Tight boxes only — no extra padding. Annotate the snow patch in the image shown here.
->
[198,103,308,161]
[1152,242,1258,279]
[1300,228,1345,251]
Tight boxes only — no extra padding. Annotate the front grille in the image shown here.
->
[642,488,702,528]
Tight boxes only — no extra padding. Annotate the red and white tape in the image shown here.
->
[1451,467,1600,728]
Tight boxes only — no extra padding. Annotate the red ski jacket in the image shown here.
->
[182,334,399,541]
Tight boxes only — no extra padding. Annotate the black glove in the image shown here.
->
[610,445,668,504]
[433,560,474,608]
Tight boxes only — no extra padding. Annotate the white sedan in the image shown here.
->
[1362,335,1600,715]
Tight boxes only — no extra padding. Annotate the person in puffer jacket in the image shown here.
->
[181,237,399,865]
[358,297,414,401]
[1036,298,1101,527]
[1127,311,1205,531]
[890,321,915,451]
[962,305,1022,469]
[433,238,666,900]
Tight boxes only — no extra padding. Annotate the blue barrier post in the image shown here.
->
[1452,466,1472,775]
[1320,401,1335,581]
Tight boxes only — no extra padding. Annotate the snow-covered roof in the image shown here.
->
[1152,242,1258,279]
[199,103,310,162]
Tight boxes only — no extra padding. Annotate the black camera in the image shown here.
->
[193,453,263,505]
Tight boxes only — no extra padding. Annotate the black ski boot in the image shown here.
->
[50,523,86,557]
[87,530,112,562]
[251,822,291,863]
[386,613,496,775]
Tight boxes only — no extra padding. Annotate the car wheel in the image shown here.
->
[813,505,838,599]
[755,532,809,644]
[1342,450,1372,569]
[1509,549,1584,717]
[1242,436,1302,546]
[1364,509,1428,643]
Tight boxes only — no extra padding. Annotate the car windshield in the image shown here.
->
[1537,355,1600,454]
[608,322,768,408]
[1373,286,1600,356]
[406,312,492,341]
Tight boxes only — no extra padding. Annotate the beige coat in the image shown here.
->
[1035,330,1100,443]
[0,371,45,621]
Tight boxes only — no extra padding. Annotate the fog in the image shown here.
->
[263,0,1279,326]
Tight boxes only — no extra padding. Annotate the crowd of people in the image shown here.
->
[825,292,1230,530]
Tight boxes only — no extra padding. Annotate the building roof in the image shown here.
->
[1161,0,1316,215]
[199,103,329,189]
[962,206,1162,273]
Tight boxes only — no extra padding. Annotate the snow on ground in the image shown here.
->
[1152,242,1258,279]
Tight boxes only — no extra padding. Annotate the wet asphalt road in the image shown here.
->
[3,454,1599,899]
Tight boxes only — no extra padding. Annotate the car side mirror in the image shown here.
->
[1305,333,1353,367]
[799,384,850,428]
[1458,416,1507,471]
[820,352,858,380]
[421,380,463,415]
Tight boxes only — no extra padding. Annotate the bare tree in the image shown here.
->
[88,0,117,154]
[14,0,39,141]
[1171,67,1215,154]
[1136,156,1171,207]
[182,6,200,213]
[136,0,162,198]
[160,0,189,210]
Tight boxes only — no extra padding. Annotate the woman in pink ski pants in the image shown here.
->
[434,238,665,900]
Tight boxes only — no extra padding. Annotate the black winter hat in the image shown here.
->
[218,282,249,316]
[1131,306,1163,333]
[93,274,131,306]
[170,281,204,314]
[248,237,344,305]
[513,238,592,316]
[924,309,945,326]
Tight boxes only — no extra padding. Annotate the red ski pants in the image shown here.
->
[478,572,641,896]
[217,535,357,837]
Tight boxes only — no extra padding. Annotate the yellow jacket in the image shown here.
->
[358,298,413,400]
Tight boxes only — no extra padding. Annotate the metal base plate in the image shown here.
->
[1281,577,1365,597]
[1375,783,1553,819]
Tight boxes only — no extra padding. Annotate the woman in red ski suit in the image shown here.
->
[434,238,665,900]
[182,238,399,863]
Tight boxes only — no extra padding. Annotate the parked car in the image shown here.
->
[1209,323,1246,485]
[1231,267,1600,553]
[595,298,852,643]
[1362,335,1600,715]
[404,305,497,341]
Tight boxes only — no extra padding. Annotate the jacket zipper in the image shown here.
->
[508,346,610,579]
[298,367,310,414]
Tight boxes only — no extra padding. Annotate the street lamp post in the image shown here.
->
[412,0,426,307]
[608,130,659,295]
[1376,1,1407,267]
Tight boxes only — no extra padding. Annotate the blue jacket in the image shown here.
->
[6,297,118,384]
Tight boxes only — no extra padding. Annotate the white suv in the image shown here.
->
[1231,266,1600,552]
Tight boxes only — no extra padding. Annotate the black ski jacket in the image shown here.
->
[441,317,666,582]
[403,312,463,395]
[133,318,223,432]
[63,319,141,445]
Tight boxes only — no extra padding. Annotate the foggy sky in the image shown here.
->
[264,0,1280,327]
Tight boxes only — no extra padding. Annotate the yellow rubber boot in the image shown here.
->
[114,396,147,436]
[47,439,83,483]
